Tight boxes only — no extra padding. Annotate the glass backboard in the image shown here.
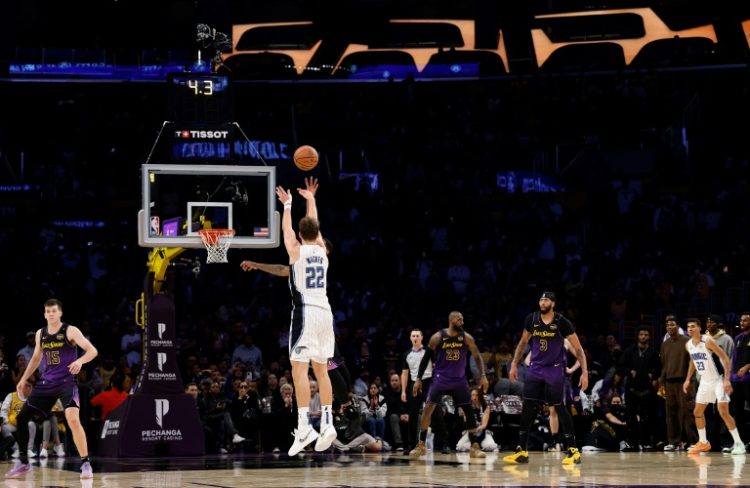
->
[139,164,279,248]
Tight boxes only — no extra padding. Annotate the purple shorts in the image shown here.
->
[524,363,565,404]
[427,376,471,406]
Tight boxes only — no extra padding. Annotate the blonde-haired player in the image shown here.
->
[683,317,745,454]
[276,183,337,456]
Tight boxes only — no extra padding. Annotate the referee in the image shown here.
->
[400,328,447,452]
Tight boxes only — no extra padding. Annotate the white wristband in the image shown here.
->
[283,203,292,210]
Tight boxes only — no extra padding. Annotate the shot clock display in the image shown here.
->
[168,73,232,123]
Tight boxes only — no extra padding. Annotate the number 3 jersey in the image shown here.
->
[39,323,78,385]
[523,311,575,367]
[290,244,331,312]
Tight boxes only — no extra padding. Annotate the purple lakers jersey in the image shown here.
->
[524,312,575,367]
[433,329,469,382]
[40,324,79,384]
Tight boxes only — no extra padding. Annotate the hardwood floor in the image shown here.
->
[1,450,746,487]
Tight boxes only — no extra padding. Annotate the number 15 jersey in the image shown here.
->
[40,324,78,385]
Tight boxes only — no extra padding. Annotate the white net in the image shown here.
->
[198,229,235,263]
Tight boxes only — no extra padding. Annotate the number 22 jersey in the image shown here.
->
[290,243,331,312]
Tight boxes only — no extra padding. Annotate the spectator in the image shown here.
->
[270,383,297,454]
[231,334,263,376]
[39,400,66,458]
[1,379,37,458]
[382,373,408,451]
[120,324,141,368]
[456,388,497,452]
[660,315,696,451]
[618,326,660,450]
[331,400,388,453]
[15,333,35,367]
[90,372,128,421]
[362,382,386,440]
[230,380,261,451]
[199,382,245,453]
[308,379,322,431]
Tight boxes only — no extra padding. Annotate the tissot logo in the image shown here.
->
[155,399,169,428]
[174,130,230,140]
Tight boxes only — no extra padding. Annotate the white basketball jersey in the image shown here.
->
[687,337,722,382]
[290,243,331,311]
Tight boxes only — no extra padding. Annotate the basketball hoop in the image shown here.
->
[198,229,235,263]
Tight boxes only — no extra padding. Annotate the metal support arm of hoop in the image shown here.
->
[147,247,186,293]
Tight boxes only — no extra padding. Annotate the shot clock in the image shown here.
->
[168,73,234,161]
[168,73,233,123]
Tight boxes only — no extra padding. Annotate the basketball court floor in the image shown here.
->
[2,451,746,487]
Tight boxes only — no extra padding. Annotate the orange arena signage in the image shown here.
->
[224,8,722,75]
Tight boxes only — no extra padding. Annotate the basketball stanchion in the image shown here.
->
[198,228,236,263]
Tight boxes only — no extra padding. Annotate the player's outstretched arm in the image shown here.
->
[276,186,300,262]
[299,176,319,221]
[297,178,326,248]
[240,260,290,277]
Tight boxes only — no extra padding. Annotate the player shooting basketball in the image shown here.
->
[240,178,352,406]
[268,177,337,455]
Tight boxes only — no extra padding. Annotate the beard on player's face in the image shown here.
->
[539,303,552,314]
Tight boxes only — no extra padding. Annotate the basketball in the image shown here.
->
[293,145,319,171]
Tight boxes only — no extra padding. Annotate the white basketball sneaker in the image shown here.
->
[315,425,337,452]
[288,425,318,456]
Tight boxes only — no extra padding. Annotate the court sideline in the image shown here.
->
[1,450,746,487]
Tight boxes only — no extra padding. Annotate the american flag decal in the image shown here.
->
[253,227,269,237]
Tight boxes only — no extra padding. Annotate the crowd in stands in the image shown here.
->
[1,66,750,456]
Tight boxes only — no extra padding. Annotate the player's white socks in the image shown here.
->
[321,405,333,430]
[298,407,311,429]
[698,427,707,443]
[730,428,743,445]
